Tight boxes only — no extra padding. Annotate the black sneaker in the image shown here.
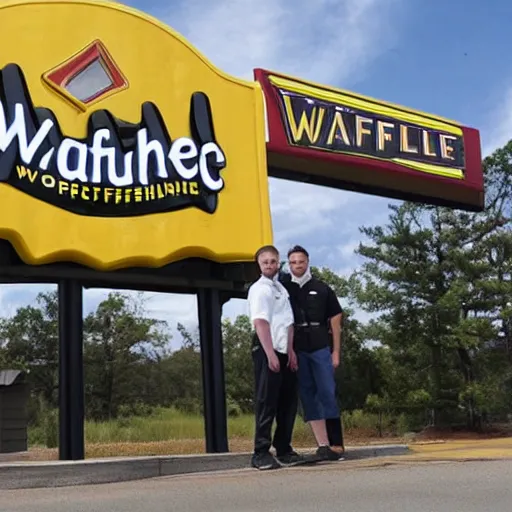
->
[276,450,306,467]
[251,451,280,470]
[315,445,344,462]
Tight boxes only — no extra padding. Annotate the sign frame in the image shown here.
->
[255,68,484,212]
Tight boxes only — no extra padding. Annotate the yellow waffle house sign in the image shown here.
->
[0,0,272,270]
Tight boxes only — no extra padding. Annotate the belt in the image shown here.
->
[297,322,321,327]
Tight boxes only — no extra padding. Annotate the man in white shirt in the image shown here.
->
[247,245,304,470]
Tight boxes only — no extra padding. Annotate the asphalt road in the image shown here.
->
[1,459,511,512]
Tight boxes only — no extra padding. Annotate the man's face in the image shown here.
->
[288,251,308,277]
[257,250,279,279]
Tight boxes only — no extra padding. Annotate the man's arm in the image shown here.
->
[254,319,276,357]
[287,324,293,351]
[249,286,280,372]
[282,289,297,367]
[329,312,342,368]
[286,324,298,370]
[325,285,343,368]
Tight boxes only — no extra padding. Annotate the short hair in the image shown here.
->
[255,245,279,262]
[287,245,309,259]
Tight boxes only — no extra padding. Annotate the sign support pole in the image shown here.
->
[58,279,85,461]
[197,288,229,453]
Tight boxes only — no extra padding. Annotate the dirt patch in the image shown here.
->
[3,426,512,462]
[1,435,406,462]
[411,424,512,443]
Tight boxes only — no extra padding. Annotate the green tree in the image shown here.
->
[0,290,59,407]
[159,324,203,413]
[222,314,254,414]
[83,292,170,420]
[352,141,512,428]
[336,314,383,412]
[160,346,203,413]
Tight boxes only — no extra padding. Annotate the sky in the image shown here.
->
[1,0,512,349]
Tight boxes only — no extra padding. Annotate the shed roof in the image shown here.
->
[0,370,24,386]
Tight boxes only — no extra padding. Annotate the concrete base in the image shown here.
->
[0,444,409,490]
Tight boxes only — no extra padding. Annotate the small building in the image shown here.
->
[0,370,29,453]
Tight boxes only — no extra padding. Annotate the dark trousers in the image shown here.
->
[297,347,339,421]
[252,346,298,456]
[326,417,343,446]
[327,344,344,447]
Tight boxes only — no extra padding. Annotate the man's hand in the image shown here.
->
[332,350,340,369]
[267,351,281,372]
[288,349,298,372]
[254,318,279,372]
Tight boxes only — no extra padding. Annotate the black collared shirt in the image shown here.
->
[280,272,343,353]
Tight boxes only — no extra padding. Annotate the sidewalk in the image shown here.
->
[406,437,512,461]
[2,439,511,490]
[0,444,408,490]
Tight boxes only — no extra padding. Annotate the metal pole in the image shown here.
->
[58,279,84,460]
[197,288,228,453]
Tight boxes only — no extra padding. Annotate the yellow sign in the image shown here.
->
[268,74,465,180]
[0,0,272,270]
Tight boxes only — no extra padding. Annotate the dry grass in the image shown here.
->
[10,410,512,463]
[17,407,409,462]
[14,434,405,462]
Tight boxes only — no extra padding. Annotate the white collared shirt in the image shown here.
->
[247,274,294,354]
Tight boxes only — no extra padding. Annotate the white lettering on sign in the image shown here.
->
[0,101,226,192]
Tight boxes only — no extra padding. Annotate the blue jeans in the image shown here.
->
[297,347,339,422]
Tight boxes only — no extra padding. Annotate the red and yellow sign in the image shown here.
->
[255,69,484,211]
[0,1,486,275]
[0,0,272,271]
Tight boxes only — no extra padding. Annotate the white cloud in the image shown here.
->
[336,240,360,259]
[169,0,402,84]
[481,86,512,157]
[222,298,248,323]
[0,284,55,318]
[82,289,198,350]
[269,179,363,248]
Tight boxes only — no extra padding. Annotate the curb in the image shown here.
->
[0,444,409,490]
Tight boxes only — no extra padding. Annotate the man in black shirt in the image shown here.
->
[280,245,344,461]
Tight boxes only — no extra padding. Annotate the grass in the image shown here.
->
[25,407,406,460]
[83,408,313,444]
[29,407,318,445]
[18,408,512,462]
